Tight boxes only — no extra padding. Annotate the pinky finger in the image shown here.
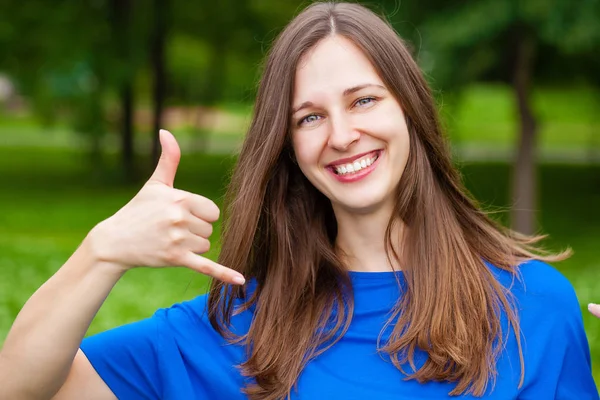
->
[181,252,246,285]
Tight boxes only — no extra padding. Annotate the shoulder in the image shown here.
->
[487,259,584,326]
[155,293,209,330]
[487,259,588,347]
[153,293,220,343]
[517,259,576,297]
[156,286,256,340]
[489,259,577,303]
[489,263,597,397]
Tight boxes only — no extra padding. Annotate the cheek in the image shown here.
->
[292,132,327,169]
[376,108,410,148]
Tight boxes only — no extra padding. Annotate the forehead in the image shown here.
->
[293,36,383,101]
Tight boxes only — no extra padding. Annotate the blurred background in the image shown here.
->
[0,0,599,387]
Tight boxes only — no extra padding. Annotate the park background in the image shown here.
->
[0,0,599,390]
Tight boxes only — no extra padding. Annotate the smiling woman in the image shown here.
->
[291,38,410,215]
[0,2,597,400]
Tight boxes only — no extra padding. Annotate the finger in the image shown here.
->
[188,217,214,239]
[588,303,600,318]
[149,129,181,187]
[181,252,245,285]
[187,235,211,255]
[186,192,220,222]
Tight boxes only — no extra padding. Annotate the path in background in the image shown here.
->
[2,130,599,164]
[1,84,598,163]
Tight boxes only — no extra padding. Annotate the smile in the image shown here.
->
[327,150,382,183]
[332,152,379,175]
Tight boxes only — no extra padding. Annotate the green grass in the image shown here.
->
[0,147,232,336]
[0,145,599,387]
[443,84,600,152]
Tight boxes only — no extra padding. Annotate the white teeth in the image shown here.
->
[333,153,379,175]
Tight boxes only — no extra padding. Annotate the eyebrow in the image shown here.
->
[291,83,386,115]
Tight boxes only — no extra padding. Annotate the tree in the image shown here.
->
[150,0,169,166]
[415,0,600,234]
[111,0,136,181]
[0,0,147,178]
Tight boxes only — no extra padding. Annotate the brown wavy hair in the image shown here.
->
[208,2,568,399]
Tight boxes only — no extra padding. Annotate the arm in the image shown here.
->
[0,130,244,399]
[52,350,117,400]
[0,238,123,399]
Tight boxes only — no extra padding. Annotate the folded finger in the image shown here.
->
[188,217,214,238]
[185,192,220,223]
[187,235,211,255]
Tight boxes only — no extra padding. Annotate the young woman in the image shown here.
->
[0,2,597,399]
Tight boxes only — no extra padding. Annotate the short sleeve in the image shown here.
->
[554,298,598,399]
[81,311,165,400]
[515,260,599,399]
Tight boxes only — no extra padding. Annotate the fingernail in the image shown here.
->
[588,303,598,310]
[233,275,246,285]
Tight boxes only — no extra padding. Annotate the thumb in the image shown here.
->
[150,129,181,187]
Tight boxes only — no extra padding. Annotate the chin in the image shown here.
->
[333,196,389,215]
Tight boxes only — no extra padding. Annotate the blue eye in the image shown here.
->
[298,114,321,126]
[355,97,375,107]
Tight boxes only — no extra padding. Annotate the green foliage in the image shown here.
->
[415,0,600,88]
[1,0,597,156]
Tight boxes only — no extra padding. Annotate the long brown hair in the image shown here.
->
[208,2,568,399]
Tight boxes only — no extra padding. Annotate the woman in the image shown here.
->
[0,2,597,399]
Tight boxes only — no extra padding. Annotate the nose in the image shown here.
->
[327,113,360,151]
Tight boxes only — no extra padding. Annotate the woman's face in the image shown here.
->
[291,35,410,216]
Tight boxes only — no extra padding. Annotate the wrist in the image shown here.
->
[82,223,130,277]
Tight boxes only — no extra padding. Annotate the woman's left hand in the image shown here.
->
[588,304,600,318]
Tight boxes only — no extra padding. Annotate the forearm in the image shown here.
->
[0,234,126,399]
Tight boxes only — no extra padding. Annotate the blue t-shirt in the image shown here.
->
[81,260,598,399]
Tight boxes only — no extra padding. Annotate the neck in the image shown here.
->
[333,203,404,273]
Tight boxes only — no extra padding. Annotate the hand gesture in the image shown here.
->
[88,129,245,285]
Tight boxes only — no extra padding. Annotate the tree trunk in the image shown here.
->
[511,31,537,235]
[121,83,134,179]
[151,0,168,166]
[112,0,135,181]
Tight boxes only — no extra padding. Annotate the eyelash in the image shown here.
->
[297,96,377,126]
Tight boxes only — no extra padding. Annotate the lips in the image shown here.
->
[325,150,383,183]
[327,150,381,176]
[327,150,381,167]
